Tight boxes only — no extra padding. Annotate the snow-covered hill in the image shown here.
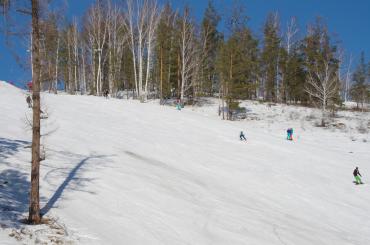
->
[1,81,369,245]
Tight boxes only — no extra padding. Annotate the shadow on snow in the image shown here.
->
[0,169,34,229]
[0,137,30,162]
[0,138,31,228]
[0,137,111,228]
[41,154,110,216]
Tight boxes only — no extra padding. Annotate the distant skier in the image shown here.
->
[240,131,247,141]
[176,99,182,110]
[353,167,363,185]
[27,81,32,92]
[287,128,293,140]
[103,89,109,99]
[26,95,32,108]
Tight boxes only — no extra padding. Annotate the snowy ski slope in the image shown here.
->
[0,81,369,244]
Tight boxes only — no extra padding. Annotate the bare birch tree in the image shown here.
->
[286,17,299,56]
[72,18,79,93]
[144,0,161,98]
[343,53,353,102]
[124,0,161,101]
[86,0,108,95]
[305,56,339,116]
[54,33,59,93]
[283,16,299,101]
[179,8,198,102]
[107,1,126,96]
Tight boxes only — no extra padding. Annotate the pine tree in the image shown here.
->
[155,4,178,100]
[199,0,221,96]
[350,52,370,110]
[261,13,281,102]
[284,49,306,104]
[217,4,258,120]
[279,17,307,104]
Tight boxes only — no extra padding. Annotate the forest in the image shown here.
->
[4,0,370,117]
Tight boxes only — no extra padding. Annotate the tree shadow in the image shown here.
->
[0,138,34,229]
[0,169,37,229]
[0,137,112,227]
[0,137,30,160]
[41,155,110,216]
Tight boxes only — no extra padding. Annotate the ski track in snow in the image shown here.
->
[0,81,370,245]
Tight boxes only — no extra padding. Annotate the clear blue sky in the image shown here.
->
[1,0,369,87]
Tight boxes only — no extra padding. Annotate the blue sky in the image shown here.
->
[1,0,369,87]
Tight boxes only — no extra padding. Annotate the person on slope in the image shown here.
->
[176,99,182,110]
[240,131,247,141]
[26,95,32,108]
[286,128,293,140]
[353,167,363,185]
[103,89,109,99]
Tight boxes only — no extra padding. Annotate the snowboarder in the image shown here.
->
[26,95,32,108]
[353,167,363,185]
[240,131,247,141]
[287,128,293,140]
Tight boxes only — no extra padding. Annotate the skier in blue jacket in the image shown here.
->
[287,128,293,140]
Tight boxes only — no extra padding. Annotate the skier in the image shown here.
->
[176,99,182,110]
[103,89,109,99]
[353,167,363,185]
[27,81,32,92]
[240,131,247,141]
[287,128,293,140]
[26,95,32,108]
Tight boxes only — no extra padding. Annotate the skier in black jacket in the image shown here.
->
[26,95,32,108]
[353,167,363,184]
[240,131,247,141]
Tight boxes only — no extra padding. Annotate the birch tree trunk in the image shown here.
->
[179,8,197,102]
[125,0,161,101]
[344,53,353,102]
[73,20,78,93]
[144,1,161,100]
[86,2,108,96]
[67,31,72,92]
[54,36,59,94]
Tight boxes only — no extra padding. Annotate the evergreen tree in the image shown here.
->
[283,48,306,103]
[261,13,281,102]
[155,4,178,100]
[350,52,370,109]
[217,4,258,120]
[199,0,221,96]
[279,17,307,104]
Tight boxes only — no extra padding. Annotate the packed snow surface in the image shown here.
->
[0,81,370,244]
